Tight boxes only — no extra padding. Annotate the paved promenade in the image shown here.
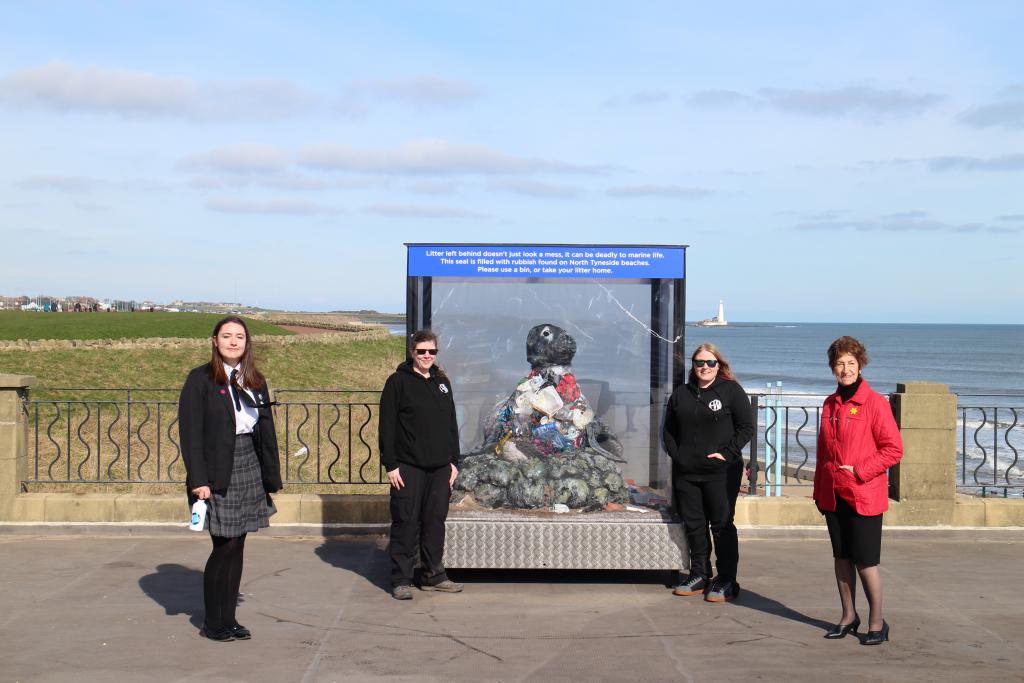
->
[1,527,1022,682]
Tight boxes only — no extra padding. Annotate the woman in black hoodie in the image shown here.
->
[379,329,462,600]
[663,343,754,603]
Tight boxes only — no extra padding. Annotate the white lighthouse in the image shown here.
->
[697,300,728,327]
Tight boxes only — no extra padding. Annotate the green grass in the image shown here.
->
[0,311,291,341]
[1,336,405,396]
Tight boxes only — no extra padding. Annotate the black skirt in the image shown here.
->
[207,434,276,538]
[824,495,883,566]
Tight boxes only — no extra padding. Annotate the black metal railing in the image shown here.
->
[25,388,387,489]
[24,388,1024,498]
[957,395,1023,497]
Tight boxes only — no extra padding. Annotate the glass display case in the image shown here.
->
[407,243,686,514]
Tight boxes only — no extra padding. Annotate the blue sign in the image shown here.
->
[408,244,685,279]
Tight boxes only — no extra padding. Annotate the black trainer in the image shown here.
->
[672,574,708,596]
[704,578,740,603]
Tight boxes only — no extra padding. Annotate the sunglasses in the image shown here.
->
[414,348,439,356]
[693,359,718,368]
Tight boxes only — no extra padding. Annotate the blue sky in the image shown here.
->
[1,2,1022,323]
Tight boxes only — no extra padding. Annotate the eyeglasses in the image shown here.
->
[693,359,718,368]
[414,349,439,356]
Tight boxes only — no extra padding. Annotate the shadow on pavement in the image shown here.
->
[313,538,677,592]
[314,538,391,595]
[138,563,205,629]
[732,587,833,632]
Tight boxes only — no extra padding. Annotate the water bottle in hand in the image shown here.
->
[189,500,207,531]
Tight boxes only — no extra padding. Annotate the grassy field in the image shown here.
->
[6,335,407,494]
[0,310,291,341]
[1,336,405,394]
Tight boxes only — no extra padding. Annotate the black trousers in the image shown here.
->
[673,464,742,582]
[389,463,451,588]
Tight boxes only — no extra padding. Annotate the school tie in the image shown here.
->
[229,369,242,411]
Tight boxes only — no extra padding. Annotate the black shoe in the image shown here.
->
[824,614,860,639]
[229,623,251,640]
[672,574,708,596]
[863,620,889,645]
[200,626,236,642]
[704,579,740,603]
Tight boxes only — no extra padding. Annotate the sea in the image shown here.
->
[393,321,1023,399]
[684,322,1023,402]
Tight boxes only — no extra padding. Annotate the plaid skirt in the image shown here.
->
[207,434,276,538]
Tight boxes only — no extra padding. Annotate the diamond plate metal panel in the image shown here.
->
[443,510,688,570]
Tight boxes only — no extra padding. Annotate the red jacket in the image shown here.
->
[813,378,903,516]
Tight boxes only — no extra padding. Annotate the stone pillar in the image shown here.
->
[0,375,34,520]
[889,382,957,523]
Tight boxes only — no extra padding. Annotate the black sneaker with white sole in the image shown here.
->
[672,574,709,596]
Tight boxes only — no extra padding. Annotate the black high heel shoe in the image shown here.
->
[863,620,889,645]
[824,614,860,639]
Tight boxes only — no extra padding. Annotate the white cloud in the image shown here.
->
[344,75,482,109]
[489,179,579,199]
[790,211,1015,234]
[688,85,943,118]
[928,154,1024,172]
[17,175,101,193]
[604,90,671,107]
[299,139,610,176]
[606,185,713,199]
[188,172,378,192]
[406,180,460,195]
[958,87,1024,129]
[0,61,311,121]
[760,86,943,117]
[179,144,290,173]
[206,197,334,215]
[364,203,487,219]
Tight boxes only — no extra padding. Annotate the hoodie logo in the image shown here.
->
[708,399,722,412]
[439,383,449,394]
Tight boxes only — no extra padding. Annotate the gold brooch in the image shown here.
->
[850,407,858,415]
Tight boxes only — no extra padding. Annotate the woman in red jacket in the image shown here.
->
[813,336,902,646]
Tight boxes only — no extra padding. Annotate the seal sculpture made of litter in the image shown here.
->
[452,323,628,511]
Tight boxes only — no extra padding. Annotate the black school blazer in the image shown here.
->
[177,363,283,494]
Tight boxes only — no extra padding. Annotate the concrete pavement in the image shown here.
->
[1,527,1022,682]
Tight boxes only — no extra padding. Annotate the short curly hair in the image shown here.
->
[827,336,868,369]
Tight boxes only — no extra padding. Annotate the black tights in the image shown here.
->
[204,533,246,630]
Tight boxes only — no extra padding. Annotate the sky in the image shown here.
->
[1,2,1022,323]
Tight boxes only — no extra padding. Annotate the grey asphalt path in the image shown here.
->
[1,529,1022,682]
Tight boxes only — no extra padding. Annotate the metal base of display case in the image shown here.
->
[443,509,688,570]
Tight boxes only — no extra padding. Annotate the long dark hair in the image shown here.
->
[688,342,735,384]
[207,316,266,390]
[408,329,449,382]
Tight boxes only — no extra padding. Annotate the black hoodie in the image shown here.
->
[379,360,460,471]
[662,377,754,481]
